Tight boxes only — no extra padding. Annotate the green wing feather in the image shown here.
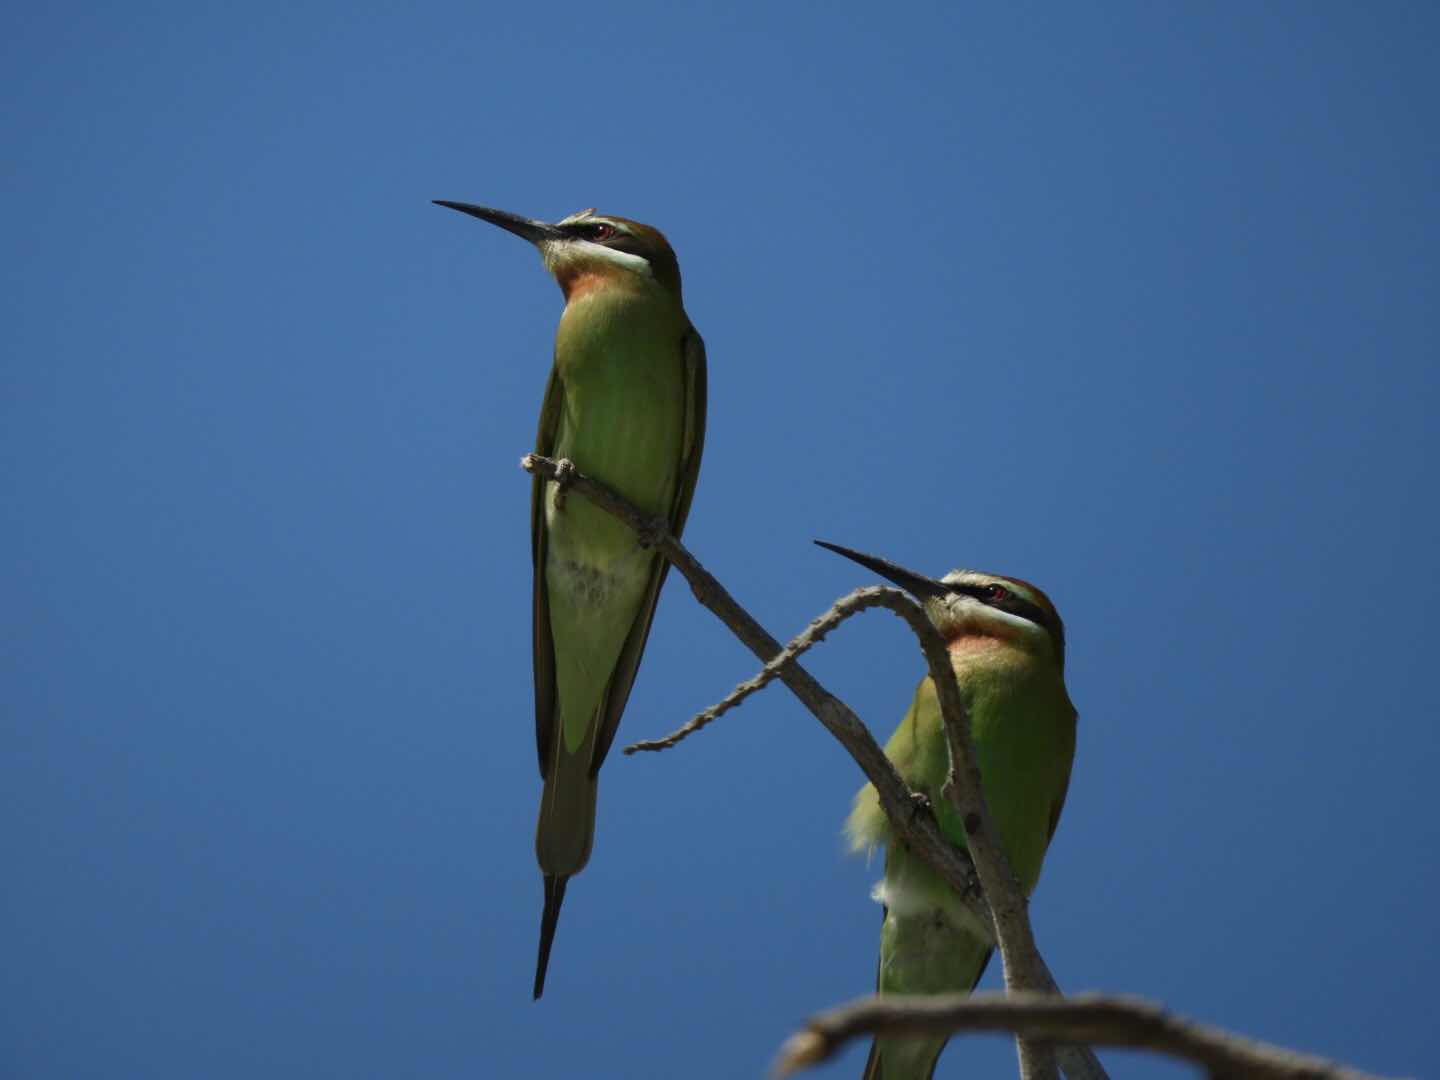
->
[530,364,565,776]
[529,326,706,777]
[586,327,706,770]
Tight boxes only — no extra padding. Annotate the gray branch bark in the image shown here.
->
[519,453,1378,1080]
[523,452,1092,1078]
[771,992,1399,1080]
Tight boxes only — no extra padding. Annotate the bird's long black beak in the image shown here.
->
[813,540,950,600]
[432,201,565,245]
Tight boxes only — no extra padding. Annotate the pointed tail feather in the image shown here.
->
[533,875,568,999]
[531,744,599,999]
[535,743,599,877]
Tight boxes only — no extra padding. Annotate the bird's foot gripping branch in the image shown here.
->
[550,456,576,510]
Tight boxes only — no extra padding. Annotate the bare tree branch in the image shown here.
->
[523,452,1102,1078]
[772,992,1398,1080]
[520,454,1376,1080]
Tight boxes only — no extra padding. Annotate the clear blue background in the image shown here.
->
[5,4,1437,1078]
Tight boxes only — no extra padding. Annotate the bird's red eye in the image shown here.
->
[984,584,1008,601]
[590,223,615,240]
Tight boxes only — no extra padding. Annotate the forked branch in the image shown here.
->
[519,453,1380,1080]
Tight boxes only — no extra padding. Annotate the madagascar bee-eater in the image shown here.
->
[815,541,1076,1080]
[435,202,705,998]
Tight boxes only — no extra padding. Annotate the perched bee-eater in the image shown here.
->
[435,202,705,999]
[815,541,1076,1080]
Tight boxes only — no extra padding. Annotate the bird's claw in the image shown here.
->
[552,458,576,510]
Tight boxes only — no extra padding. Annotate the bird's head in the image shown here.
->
[815,540,1066,670]
[433,202,682,300]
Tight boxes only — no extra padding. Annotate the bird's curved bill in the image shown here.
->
[813,540,949,600]
[432,201,563,245]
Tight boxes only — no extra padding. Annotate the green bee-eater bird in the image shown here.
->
[815,541,1076,1080]
[435,201,705,999]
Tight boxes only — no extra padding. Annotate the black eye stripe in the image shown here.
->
[561,222,611,239]
[1000,594,1043,624]
[559,221,641,252]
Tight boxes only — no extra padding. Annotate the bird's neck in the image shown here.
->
[557,267,622,304]
[555,263,676,305]
[556,272,686,340]
[947,634,1055,690]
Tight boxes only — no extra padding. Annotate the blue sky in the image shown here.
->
[4,4,1437,1078]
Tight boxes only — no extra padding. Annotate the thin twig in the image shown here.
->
[625,586,903,754]
[772,992,1398,1080]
